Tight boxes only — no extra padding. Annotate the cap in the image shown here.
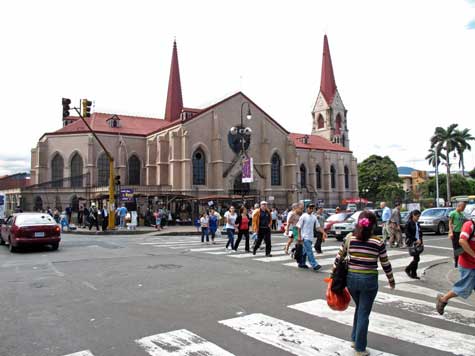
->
[260,201,268,205]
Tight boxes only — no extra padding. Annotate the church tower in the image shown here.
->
[311,35,349,148]
[164,40,184,122]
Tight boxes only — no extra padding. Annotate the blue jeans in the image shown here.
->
[302,239,319,268]
[119,215,125,228]
[347,272,379,352]
[201,227,209,242]
[226,228,235,249]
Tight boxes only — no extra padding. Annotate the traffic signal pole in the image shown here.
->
[72,105,116,230]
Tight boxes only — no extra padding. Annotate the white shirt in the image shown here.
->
[224,211,237,229]
[296,212,319,240]
[200,216,209,227]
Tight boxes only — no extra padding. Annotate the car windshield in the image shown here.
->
[465,204,475,215]
[327,213,349,222]
[421,209,446,217]
[346,211,361,223]
[15,214,56,226]
[400,212,409,218]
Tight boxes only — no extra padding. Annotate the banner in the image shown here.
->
[120,188,134,202]
[242,157,254,183]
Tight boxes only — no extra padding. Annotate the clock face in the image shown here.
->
[228,126,251,154]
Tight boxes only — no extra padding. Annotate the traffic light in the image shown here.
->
[115,175,121,186]
[62,98,71,118]
[81,99,92,118]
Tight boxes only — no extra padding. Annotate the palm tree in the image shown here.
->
[430,124,460,203]
[425,148,446,168]
[455,128,475,176]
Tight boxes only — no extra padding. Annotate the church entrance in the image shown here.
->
[233,173,250,196]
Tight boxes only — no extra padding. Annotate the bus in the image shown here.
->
[451,195,475,205]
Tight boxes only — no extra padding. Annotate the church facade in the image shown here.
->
[24,36,358,214]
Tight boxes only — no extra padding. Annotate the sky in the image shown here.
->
[0,0,474,176]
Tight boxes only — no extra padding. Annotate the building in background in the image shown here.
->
[398,166,428,200]
[0,172,30,215]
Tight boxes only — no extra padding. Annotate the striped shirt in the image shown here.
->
[333,235,394,283]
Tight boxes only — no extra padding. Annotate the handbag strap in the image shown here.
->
[343,234,352,261]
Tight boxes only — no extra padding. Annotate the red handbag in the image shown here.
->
[324,278,351,311]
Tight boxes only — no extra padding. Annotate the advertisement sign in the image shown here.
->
[120,188,134,202]
[242,157,254,183]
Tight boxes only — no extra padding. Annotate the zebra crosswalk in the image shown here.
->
[62,284,475,356]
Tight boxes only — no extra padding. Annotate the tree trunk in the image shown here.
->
[446,154,451,205]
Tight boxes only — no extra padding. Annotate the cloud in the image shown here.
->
[467,19,475,29]
[0,159,30,176]
[466,0,475,6]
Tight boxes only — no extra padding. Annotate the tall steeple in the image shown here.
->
[164,40,183,122]
[320,34,337,105]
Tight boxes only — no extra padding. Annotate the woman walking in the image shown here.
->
[331,211,395,356]
[224,206,237,251]
[284,202,303,254]
[208,207,219,244]
[200,212,210,244]
[234,206,251,252]
[405,210,423,279]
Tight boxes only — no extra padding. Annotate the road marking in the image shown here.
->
[423,245,453,251]
[288,299,475,356]
[190,246,231,252]
[135,329,235,356]
[375,292,475,327]
[384,283,472,306]
[48,262,65,277]
[386,254,448,269]
[219,313,396,356]
[81,281,98,291]
[255,246,340,263]
[62,351,95,356]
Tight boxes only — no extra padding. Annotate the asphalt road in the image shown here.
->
[1,232,474,356]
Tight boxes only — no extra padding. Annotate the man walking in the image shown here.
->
[88,203,100,231]
[380,201,391,244]
[116,204,128,229]
[449,202,467,268]
[436,210,475,315]
[252,201,272,257]
[314,207,326,254]
[389,202,403,248]
[297,203,326,271]
[101,205,108,231]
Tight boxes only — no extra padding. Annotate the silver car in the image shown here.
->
[418,208,454,235]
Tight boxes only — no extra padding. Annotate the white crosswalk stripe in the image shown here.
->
[62,351,95,356]
[384,283,472,306]
[135,329,235,356]
[288,299,475,356]
[219,313,396,356]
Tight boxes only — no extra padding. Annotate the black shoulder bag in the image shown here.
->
[331,234,351,293]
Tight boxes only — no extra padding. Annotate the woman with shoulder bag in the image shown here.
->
[331,211,395,356]
[404,209,424,279]
[234,206,251,252]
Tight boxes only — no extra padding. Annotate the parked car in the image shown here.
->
[324,212,353,236]
[464,204,475,219]
[346,204,358,212]
[418,207,454,235]
[323,208,336,216]
[400,211,410,231]
[331,210,383,241]
[0,213,61,252]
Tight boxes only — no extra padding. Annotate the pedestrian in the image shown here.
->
[53,208,61,224]
[284,203,303,254]
[224,206,237,251]
[388,202,403,248]
[380,201,391,245]
[65,205,72,225]
[200,212,210,244]
[449,202,467,268]
[83,206,90,228]
[234,206,251,252]
[252,201,272,257]
[271,208,278,230]
[331,211,395,356]
[335,206,341,214]
[101,205,108,231]
[208,207,219,244]
[116,204,128,229]
[314,207,326,254]
[296,203,326,271]
[88,203,99,231]
[436,210,475,315]
[404,209,423,279]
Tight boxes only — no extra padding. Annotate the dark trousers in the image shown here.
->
[89,218,99,231]
[452,232,461,267]
[406,253,420,276]
[314,232,323,253]
[271,220,277,230]
[235,230,250,251]
[102,216,108,231]
[254,227,271,255]
[201,227,209,242]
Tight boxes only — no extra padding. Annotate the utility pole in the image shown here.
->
[435,152,440,207]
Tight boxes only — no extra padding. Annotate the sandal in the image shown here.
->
[436,294,447,315]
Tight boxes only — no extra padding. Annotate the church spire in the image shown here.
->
[320,34,337,105]
[164,40,183,122]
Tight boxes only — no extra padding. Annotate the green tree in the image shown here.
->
[358,155,401,203]
[469,167,475,179]
[455,128,475,176]
[420,174,475,200]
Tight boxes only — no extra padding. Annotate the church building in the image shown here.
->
[24,35,358,215]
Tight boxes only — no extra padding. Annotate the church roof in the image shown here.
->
[320,35,338,105]
[289,133,351,153]
[164,40,183,122]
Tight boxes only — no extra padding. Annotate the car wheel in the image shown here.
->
[436,222,446,235]
[8,238,17,253]
[51,242,59,251]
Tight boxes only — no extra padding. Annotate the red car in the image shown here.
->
[0,213,61,252]
[324,212,353,235]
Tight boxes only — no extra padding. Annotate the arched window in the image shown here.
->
[341,134,346,147]
[271,153,281,186]
[51,154,64,188]
[128,155,141,185]
[317,114,324,129]
[335,114,342,135]
[300,164,307,188]
[192,149,206,185]
[344,166,350,189]
[70,153,83,188]
[316,165,322,189]
[97,153,109,187]
[330,165,336,189]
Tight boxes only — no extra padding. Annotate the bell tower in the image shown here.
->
[312,35,349,149]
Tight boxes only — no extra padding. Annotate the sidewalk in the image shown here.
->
[66,224,201,236]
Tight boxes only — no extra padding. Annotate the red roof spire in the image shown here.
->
[320,34,337,104]
[164,40,183,122]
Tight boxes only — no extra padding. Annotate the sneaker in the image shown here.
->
[298,265,309,269]
[436,294,447,315]
[252,250,256,255]
[313,265,322,272]
[355,351,370,356]
[266,254,273,257]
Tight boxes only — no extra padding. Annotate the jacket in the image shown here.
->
[252,208,272,232]
[405,220,423,245]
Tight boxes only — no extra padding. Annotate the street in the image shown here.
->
[1,232,474,356]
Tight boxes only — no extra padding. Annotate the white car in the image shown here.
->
[331,211,361,241]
